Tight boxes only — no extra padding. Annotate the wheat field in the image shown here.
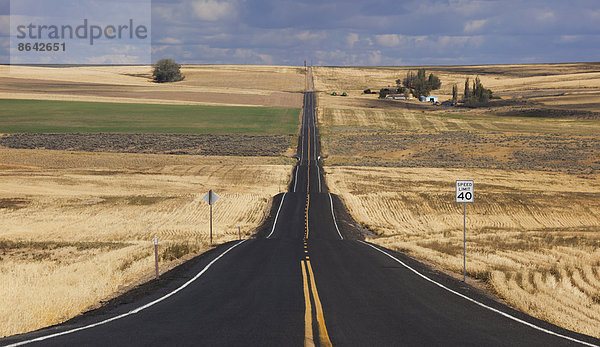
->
[0,149,292,337]
[1,65,305,108]
[316,64,600,337]
[326,166,600,337]
[312,63,600,110]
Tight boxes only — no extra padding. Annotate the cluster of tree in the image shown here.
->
[153,58,185,83]
[375,69,496,106]
[399,69,441,98]
[463,76,494,104]
[378,86,406,99]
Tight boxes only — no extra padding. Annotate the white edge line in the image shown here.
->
[358,241,598,347]
[317,166,322,193]
[267,193,286,239]
[300,103,305,163]
[312,119,316,161]
[329,193,343,240]
[301,134,304,162]
[6,240,249,347]
[293,167,299,193]
[312,104,317,161]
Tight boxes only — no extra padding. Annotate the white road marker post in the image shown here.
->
[154,236,159,280]
[456,180,474,282]
[203,190,219,245]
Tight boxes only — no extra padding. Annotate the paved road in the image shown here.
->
[3,69,599,347]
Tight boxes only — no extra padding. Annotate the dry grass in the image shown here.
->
[317,63,600,337]
[0,149,292,337]
[318,106,600,178]
[312,63,600,110]
[326,166,600,337]
[0,65,305,108]
[319,105,600,136]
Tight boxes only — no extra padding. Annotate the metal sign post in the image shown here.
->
[463,202,466,282]
[456,180,474,282]
[203,190,219,245]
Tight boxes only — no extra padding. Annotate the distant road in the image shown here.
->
[2,68,599,347]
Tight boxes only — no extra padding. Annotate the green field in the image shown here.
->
[0,99,300,134]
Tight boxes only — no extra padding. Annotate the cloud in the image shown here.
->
[157,37,184,44]
[153,5,181,23]
[314,48,387,66]
[435,35,484,49]
[0,15,8,35]
[374,34,403,47]
[346,33,359,48]
[86,54,146,64]
[535,10,556,22]
[366,50,381,65]
[191,0,237,21]
[464,19,487,33]
[295,30,326,41]
[113,1,600,65]
[558,35,581,43]
[233,48,273,64]
[203,33,232,41]
[586,9,600,20]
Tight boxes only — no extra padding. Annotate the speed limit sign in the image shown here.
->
[456,180,474,203]
[456,180,474,282]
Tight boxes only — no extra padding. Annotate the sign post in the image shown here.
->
[456,180,474,282]
[154,236,159,280]
[203,190,219,245]
[238,224,241,240]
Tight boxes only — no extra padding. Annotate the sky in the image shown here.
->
[1,0,600,66]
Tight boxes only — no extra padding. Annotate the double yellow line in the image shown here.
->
[301,96,332,346]
[301,259,332,347]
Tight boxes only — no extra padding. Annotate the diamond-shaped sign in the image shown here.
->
[203,190,219,205]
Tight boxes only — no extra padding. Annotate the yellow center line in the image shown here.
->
[307,95,311,195]
[301,261,315,347]
[306,194,310,239]
[306,110,310,239]
[306,260,333,347]
[302,92,332,346]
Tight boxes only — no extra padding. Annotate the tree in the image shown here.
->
[463,76,493,104]
[379,86,405,99]
[153,58,185,83]
[452,84,458,104]
[402,68,441,97]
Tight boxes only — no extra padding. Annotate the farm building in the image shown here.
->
[385,94,407,100]
[419,96,439,103]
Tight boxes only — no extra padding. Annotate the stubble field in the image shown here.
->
[1,65,305,108]
[314,64,600,337]
[0,64,304,337]
[0,149,293,337]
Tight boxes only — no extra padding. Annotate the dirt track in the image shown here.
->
[0,133,291,157]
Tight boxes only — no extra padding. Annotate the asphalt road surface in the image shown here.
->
[3,69,599,347]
